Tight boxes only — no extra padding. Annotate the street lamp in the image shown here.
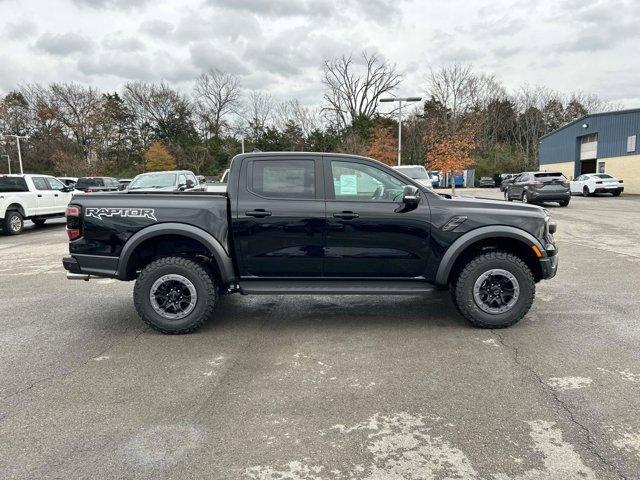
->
[4,134,28,174]
[1,154,9,174]
[379,96,422,165]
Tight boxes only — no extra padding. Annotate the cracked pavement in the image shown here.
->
[1,191,639,479]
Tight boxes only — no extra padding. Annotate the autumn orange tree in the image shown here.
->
[426,122,477,196]
[366,126,397,166]
[144,140,176,171]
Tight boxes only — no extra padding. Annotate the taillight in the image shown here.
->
[66,205,81,240]
[619,180,624,183]
[596,181,603,185]
[528,181,543,188]
[85,188,93,193]
[562,181,569,187]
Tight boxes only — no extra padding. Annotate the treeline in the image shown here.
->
[0,52,616,178]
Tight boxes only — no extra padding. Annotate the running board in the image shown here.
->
[238,280,436,295]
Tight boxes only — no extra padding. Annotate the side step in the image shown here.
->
[239,279,436,295]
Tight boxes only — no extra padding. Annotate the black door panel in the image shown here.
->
[232,156,325,277]
[322,157,431,278]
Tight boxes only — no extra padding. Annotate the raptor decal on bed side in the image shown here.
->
[85,207,157,221]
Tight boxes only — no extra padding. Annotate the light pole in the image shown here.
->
[4,134,27,174]
[380,96,422,165]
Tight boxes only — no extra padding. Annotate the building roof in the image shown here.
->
[540,107,640,140]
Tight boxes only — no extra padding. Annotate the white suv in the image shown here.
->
[0,174,73,235]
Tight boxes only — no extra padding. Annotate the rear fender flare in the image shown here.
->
[435,226,546,286]
[117,223,235,283]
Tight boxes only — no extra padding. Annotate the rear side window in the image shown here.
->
[0,177,28,192]
[76,178,104,188]
[250,160,315,199]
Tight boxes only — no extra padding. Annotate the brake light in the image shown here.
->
[561,181,569,187]
[85,188,93,193]
[619,180,624,183]
[528,181,543,188]
[66,205,81,240]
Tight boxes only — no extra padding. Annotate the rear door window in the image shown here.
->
[0,177,28,192]
[250,159,315,199]
[32,177,50,190]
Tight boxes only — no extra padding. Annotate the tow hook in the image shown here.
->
[67,273,90,281]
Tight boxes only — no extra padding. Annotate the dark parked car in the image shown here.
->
[118,178,132,190]
[500,174,518,192]
[63,152,558,334]
[505,171,570,206]
[75,177,120,193]
[478,177,495,188]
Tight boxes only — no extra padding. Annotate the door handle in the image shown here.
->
[333,211,359,220]
[245,209,272,218]
[37,194,42,197]
[54,194,59,197]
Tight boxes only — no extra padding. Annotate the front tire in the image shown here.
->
[133,256,217,334]
[2,211,24,235]
[583,186,591,197]
[521,192,528,203]
[451,251,535,328]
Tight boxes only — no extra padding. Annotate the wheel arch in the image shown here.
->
[435,226,546,286]
[117,223,236,284]
[3,202,26,218]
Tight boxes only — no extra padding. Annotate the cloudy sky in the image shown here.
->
[0,0,638,108]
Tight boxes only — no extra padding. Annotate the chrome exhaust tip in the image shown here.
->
[67,272,90,281]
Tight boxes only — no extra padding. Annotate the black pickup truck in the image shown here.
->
[63,152,558,334]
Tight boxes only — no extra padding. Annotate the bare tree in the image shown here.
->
[427,64,477,123]
[241,90,275,141]
[322,51,402,128]
[193,69,242,140]
[275,99,321,138]
[122,81,191,146]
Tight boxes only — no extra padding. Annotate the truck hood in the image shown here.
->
[430,193,548,240]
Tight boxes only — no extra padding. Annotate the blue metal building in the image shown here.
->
[539,108,640,193]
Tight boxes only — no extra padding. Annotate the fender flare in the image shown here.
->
[1,200,27,218]
[435,225,546,286]
[116,223,236,283]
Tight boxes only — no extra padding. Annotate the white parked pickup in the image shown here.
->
[0,174,73,235]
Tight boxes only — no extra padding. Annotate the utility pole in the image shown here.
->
[4,135,27,174]
[379,96,422,165]
[1,154,9,174]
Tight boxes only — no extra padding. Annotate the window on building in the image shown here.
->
[627,135,637,153]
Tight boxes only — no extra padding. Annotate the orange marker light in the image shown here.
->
[531,245,543,258]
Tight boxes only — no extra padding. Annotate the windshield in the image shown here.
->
[76,178,104,188]
[129,173,176,189]
[397,167,429,179]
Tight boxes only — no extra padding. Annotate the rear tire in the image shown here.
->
[133,256,217,334]
[559,199,570,207]
[2,211,24,235]
[32,218,46,226]
[612,190,622,197]
[521,192,528,203]
[583,186,590,197]
[451,251,535,329]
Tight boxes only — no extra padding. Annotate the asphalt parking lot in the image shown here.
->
[1,190,639,480]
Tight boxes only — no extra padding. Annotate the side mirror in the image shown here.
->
[186,180,195,189]
[402,185,420,205]
[62,186,73,192]
[178,183,188,191]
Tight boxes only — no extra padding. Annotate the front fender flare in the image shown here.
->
[435,226,546,286]
[116,222,236,283]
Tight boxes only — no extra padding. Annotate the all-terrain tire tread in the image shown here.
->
[452,251,535,329]
[133,256,217,334]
